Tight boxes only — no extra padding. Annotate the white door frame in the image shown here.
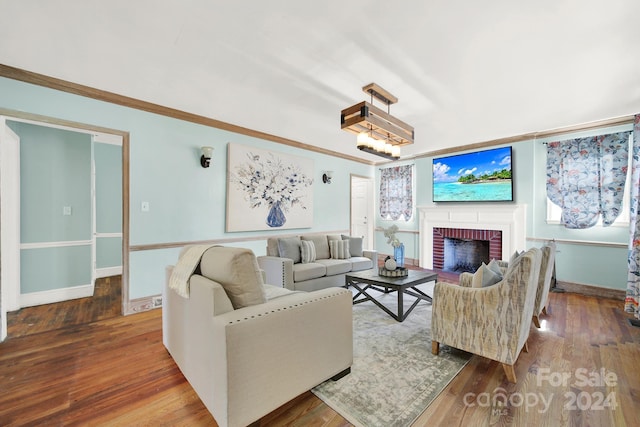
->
[350,174,374,250]
[0,115,125,341]
[0,119,21,341]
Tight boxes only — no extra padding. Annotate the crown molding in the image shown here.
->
[0,64,375,166]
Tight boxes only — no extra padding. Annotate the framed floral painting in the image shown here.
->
[226,143,314,232]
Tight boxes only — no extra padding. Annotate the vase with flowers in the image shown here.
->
[383,225,405,267]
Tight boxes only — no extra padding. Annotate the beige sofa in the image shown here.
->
[163,246,353,427]
[257,233,377,292]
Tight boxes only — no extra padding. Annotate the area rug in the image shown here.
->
[312,283,471,427]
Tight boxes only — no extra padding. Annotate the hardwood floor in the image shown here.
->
[6,275,122,339]
[1,286,639,426]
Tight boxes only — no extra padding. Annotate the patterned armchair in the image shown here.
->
[431,247,542,383]
[532,241,556,328]
[458,242,556,328]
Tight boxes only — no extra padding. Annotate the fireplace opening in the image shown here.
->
[432,227,502,271]
[443,238,490,273]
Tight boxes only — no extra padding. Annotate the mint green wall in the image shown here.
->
[8,121,93,293]
[95,143,122,233]
[96,237,122,269]
[377,125,630,290]
[95,142,122,269]
[0,77,373,299]
[7,74,625,295]
[20,246,92,293]
[11,121,91,242]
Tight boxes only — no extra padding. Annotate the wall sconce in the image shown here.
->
[200,146,214,168]
[322,171,333,184]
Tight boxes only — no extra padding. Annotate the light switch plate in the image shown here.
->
[141,201,150,212]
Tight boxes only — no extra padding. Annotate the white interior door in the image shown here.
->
[351,175,374,250]
[0,118,21,341]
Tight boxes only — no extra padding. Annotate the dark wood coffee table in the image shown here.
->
[345,269,438,322]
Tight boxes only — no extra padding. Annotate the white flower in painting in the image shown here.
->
[230,151,313,212]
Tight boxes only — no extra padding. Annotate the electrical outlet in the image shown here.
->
[152,296,162,307]
[63,206,72,216]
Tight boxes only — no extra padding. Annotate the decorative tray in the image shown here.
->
[378,267,408,277]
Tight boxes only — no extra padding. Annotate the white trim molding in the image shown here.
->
[96,266,123,278]
[96,232,123,239]
[20,283,94,308]
[20,240,92,250]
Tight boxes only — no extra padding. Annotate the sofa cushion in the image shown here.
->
[316,259,352,276]
[263,283,300,301]
[300,240,317,263]
[200,246,267,309]
[329,240,350,259]
[293,262,326,282]
[278,236,301,263]
[301,234,330,260]
[342,235,364,257]
[350,256,373,272]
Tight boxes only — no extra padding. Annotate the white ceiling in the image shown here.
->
[1,1,639,162]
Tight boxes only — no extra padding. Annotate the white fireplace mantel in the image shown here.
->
[419,204,527,269]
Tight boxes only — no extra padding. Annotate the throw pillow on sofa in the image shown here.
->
[278,236,302,263]
[341,234,364,257]
[329,239,350,259]
[471,263,502,288]
[487,259,504,277]
[200,246,267,309]
[301,235,331,260]
[301,240,317,263]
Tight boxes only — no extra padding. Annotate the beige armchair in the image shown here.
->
[431,247,542,383]
[532,241,556,328]
[163,246,353,427]
[459,242,556,328]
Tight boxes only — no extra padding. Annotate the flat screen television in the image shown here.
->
[432,146,513,202]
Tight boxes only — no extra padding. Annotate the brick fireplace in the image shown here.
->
[433,227,502,271]
[419,204,526,270]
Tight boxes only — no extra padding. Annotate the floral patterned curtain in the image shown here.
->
[626,114,640,319]
[379,165,413,221]
[546,131,630,229]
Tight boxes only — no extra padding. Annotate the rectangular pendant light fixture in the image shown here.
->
[341,83,414,160]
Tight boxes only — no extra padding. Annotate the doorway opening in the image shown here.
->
[0,111,129,341]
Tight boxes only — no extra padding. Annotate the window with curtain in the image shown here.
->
[379,165,413,221]
[547,132,632,226]
[546,131,631,229]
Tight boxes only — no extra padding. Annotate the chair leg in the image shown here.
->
[542,306,548,315]
[532,315,541,328]
[432,341,440,355]
[523,341,529,353]
[502,364,517,383]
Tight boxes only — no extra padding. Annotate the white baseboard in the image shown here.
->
[20,284,95,308]
[96,266,123,278]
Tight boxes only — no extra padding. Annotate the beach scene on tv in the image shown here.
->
[433,146,513,202]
